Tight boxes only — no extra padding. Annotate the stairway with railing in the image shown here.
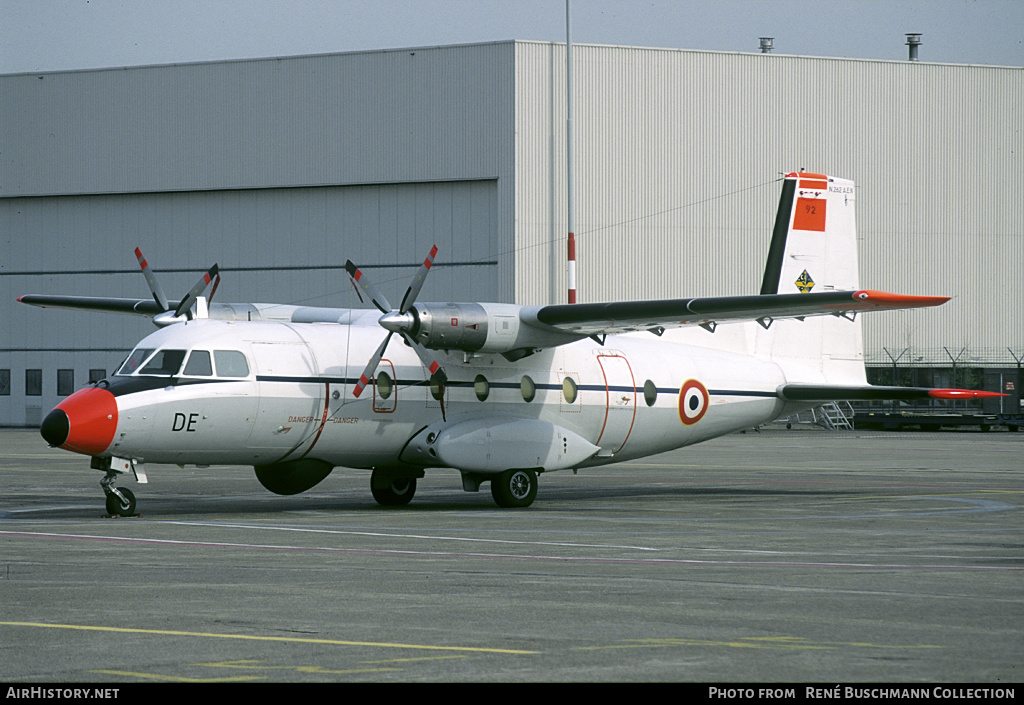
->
[782,401,854,430]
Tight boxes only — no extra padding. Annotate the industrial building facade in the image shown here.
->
[2,40,1022,426]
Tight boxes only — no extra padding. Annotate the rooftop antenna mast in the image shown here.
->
[566,0,577,303]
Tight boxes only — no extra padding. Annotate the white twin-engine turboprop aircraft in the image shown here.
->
[21,172,1000,515]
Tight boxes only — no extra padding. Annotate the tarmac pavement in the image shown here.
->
[1,426,1021,683]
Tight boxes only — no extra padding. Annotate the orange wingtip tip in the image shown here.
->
[928,389,1007,399]
[852,290,950,307]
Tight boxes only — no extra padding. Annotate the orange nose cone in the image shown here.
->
[41,387,118,456]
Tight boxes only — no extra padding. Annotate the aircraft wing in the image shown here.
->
[529,290,949,336]
[17,295,165,317]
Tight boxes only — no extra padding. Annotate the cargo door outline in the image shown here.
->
[595,353,636,454]
[247,341,323,451]
[297,334,347,459]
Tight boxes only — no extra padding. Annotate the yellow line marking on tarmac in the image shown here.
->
[0,621,536,655]
[190,660,400,675]
[90,670,259,683]
[575,636,941,652]
[363,655,470,664]
[575,639,830,652]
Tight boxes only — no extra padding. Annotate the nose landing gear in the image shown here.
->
[94,456,145,517]
[104,485,137,517]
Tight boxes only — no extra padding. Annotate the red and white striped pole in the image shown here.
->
[567,231,576,303]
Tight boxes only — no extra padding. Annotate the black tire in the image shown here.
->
[491,468,537,508]
[105,487,137,516]
[371,477,417,506]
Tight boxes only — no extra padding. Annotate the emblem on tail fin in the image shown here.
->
[795,270,815,293]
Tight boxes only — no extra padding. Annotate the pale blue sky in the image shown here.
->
[2,0,1022,74]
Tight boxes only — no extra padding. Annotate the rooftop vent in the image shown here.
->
[905,33,922,61]
[759,37,774,54]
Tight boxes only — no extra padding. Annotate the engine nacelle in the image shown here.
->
[411,302,582,355]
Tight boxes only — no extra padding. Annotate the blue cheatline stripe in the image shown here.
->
[257,375,355,385]
[709,389,779,398]
[255,375,779,399]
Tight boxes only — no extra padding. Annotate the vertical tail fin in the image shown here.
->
[760,172,859,296]
[755,172,866,386]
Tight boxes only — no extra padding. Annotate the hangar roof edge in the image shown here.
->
[2,38,1019,78]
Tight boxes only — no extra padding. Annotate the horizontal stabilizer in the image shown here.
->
[779,385,1006,402]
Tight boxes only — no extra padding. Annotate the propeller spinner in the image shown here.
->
[345,245,446,399]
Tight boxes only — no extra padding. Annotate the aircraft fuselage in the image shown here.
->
[50,316,788,474]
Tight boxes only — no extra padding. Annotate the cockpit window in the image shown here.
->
[139,349,187,376]
[117,348,155,375]
[116,347,248,378]
[214,350,250,378]
[182,350,213,376]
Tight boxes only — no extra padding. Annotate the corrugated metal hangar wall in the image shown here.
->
[2,41,1022,425]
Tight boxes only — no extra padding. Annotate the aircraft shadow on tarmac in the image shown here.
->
[7,482,856,521]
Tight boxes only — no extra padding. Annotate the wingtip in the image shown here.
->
[852,290,951,308]
[928,389,1007,399]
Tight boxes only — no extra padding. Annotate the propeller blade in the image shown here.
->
[352,332,393,398]
[402,331,447,422]
[134,247,170,312]
[347,275,365,304]
[173,264,220,319]
[344,260,392,314]
[208,272,221,304]
[399,244,438,313]
[400,331,447,386]
[345,247,444,413]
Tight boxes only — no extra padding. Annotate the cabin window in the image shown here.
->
[376,371,393,399]
[117,348,155,375]
[644,380,658,407]
[214,350,250,378]
[183,350,213,376]
[562,376,578,404]
[474,375,490,401]
[521,375,536,403]
[140,349,187,376]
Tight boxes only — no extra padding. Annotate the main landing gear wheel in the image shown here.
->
[105,487,137,517]
[371,475,417,506]
[491,468,538,508]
